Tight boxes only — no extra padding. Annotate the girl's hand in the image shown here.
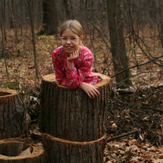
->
[67,46,83,67]
[79,82,100,99]
[67,50,79,62]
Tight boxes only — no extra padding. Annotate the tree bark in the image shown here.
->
[0,21,9,79]
[39,72,110,162]
[27,0,38,79]
[33,132,106,163]
[8,0,14,28]
[38,0,59,35]
[156,0,163,48]
[39,73,111,142]
[11,0,19,43]
[0,89,26,139]
[106,0,132,87]
[0,137,45,162]
[2,0,7,41]
[63,0,74,19]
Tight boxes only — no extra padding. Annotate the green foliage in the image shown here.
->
[9,72,14,76]
[0,82,19,90]
[42,44,52,50]
[38,35,54,40]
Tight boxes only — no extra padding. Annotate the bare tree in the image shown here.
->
[0,16,9,79]
[106,0,132,87]
[27,0,38,78]
[2,0,7,41]
[38,0,59,35]
[11,0,19,43]
[63,0,74,19]
[155,0,163,47]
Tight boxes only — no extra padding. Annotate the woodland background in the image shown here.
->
[0,0,163,162]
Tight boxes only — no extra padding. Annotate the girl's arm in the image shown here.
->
[79,82,100,99]
[66,50,100,98]
[52,49,81,87]
[52,49,83,87]
[65,50,94,88]
[52,51,68,86]
[52,48,100,98]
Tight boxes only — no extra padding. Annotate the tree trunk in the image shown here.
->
[39,72,110,162]
[8,0,14,28]
[106,0,132,88]
[33,132,106,163]
[63,0,74,19]
[80,0,85,8]
[11,0,19,43]
[2,0,7,41]
[156,0,163,48]
[0,89,26,139]
[38,0,59,35]
[39,73,111,142]
[0,21,9,79]
[27,0,38,79]
[0,137,45,162]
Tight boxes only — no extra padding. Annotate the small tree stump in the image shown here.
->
[33,132,106,163]
[40,73,111,141]
[0,137,45,162]
[0,89,26,139]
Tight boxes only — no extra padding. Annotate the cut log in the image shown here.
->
[0,89,26,139]
[0,137,46,162]
[39,73,111,141]
[33,131,106,163]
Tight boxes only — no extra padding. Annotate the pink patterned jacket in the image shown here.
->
[52,46,100,89]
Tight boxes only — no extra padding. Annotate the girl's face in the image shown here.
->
[61,29,83,56]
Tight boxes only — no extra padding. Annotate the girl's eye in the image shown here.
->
[62,37,67,40]
[71,37,77,40]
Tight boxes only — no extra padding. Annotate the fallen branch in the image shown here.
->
[140,106,163,113]
[107,130,139,143]
[111,55,163,79]
[115,89,135,94]
[117,101,163,113]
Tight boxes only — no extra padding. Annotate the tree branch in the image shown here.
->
[107,130,139,143]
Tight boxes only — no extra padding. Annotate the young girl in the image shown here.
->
[52,20,100,99]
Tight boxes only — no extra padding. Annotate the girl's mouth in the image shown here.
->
[66,46,73,50]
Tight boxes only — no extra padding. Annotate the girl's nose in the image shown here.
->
[67,39,71,43]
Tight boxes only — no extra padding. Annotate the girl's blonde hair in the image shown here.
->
[60,20,83,36]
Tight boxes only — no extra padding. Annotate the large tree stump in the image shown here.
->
[39,73,111,162]
[33,132,106,163]
[40,73,111,141]
[0,137,46,162]
[0,89,26,139]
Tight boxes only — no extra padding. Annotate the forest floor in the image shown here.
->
[104,85,163,163]
[0,29,163,162]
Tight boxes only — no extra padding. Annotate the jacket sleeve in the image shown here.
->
[65,53,94,89]
[52,50,94,89]
[52,51,67,86]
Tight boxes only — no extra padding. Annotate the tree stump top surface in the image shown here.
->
[0,88,17,97]
[0,88,18,104]
[42,72,111,88]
